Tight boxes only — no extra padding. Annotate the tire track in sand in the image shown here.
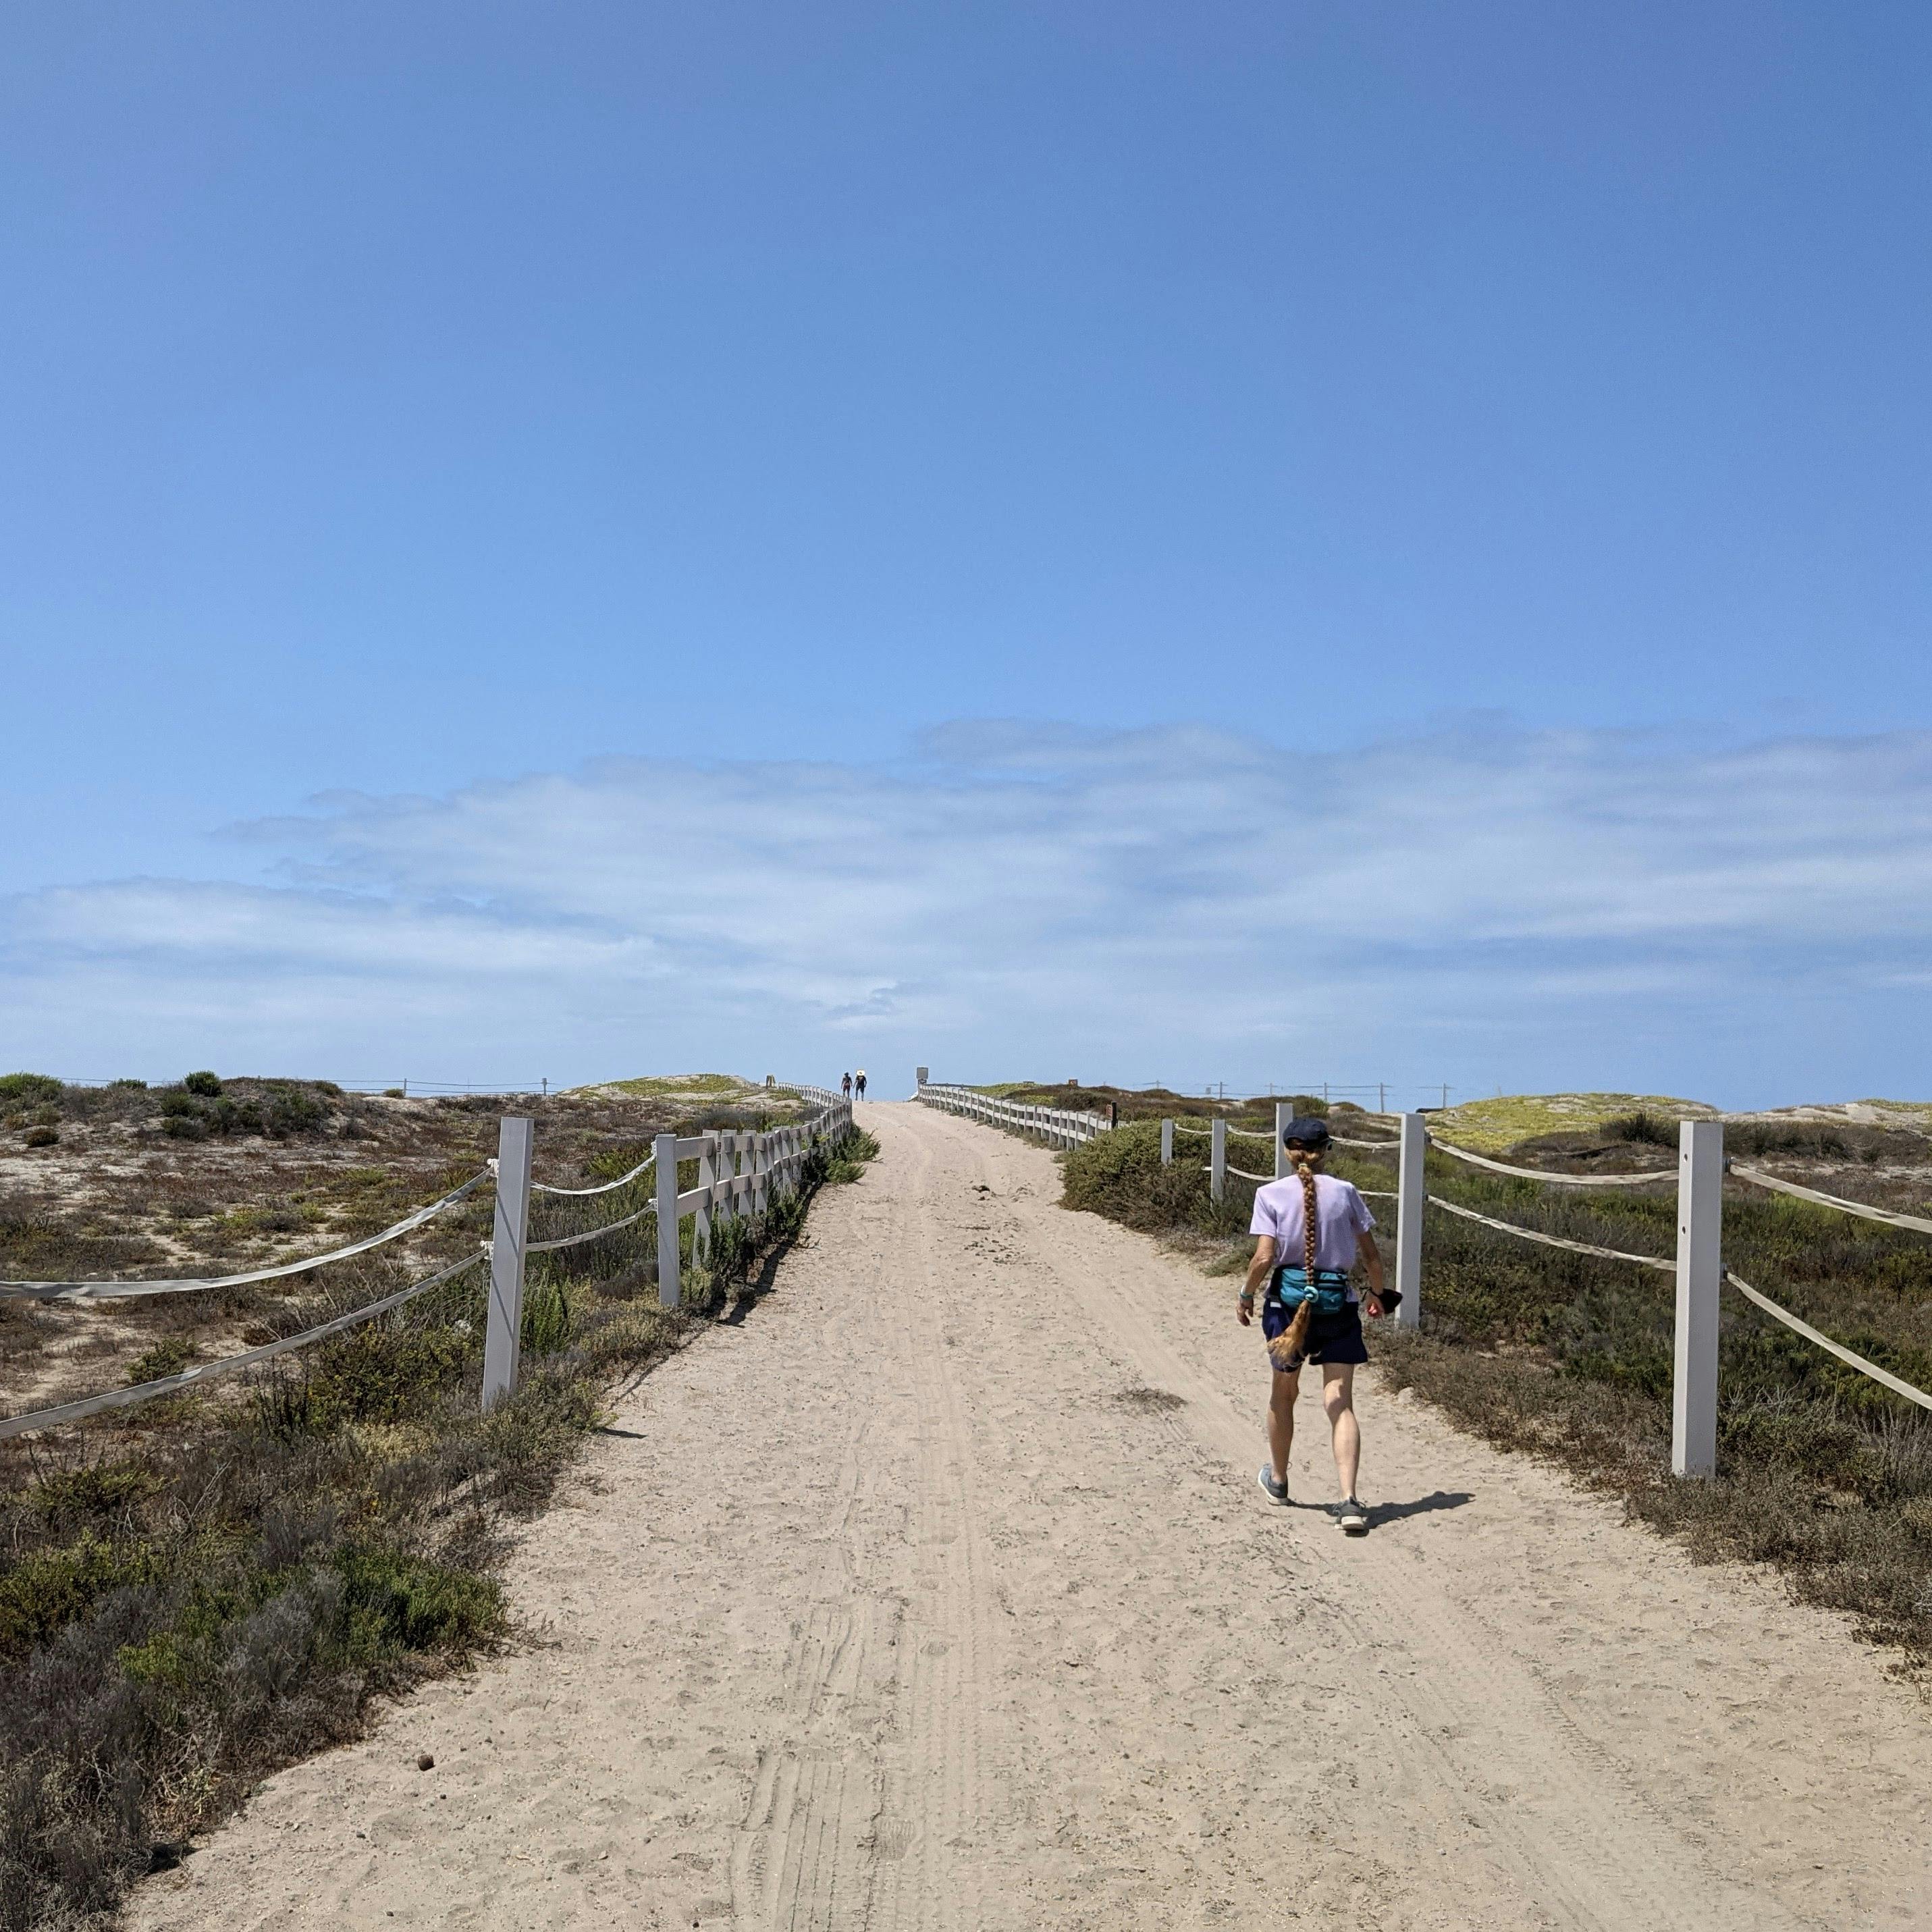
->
[732,1119,1000,1932]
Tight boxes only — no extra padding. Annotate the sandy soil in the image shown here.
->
[131,1103,1931,1931]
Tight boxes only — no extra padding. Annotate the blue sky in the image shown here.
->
[3,2,1928,1104]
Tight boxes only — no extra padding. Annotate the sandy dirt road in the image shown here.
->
[134,1102,1931,1931]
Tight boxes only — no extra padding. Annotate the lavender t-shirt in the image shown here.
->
[1250,1174,1376,1297]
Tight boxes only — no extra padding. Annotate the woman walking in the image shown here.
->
[1236,1115,1389,1533]
[855,1070,867,1100]
[841,1072,853,1099]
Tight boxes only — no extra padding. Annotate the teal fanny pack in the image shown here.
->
[1268,1266,1352,1316]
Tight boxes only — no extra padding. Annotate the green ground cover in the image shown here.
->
[1423,1092,1716,1152]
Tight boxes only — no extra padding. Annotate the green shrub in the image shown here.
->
[520,1281,571,1358]
[153,1085,326,1142]
[822,1124,882,1186]
[261,1085,327,1136]
[329,1547,502,1665]
[1061,1121,1251,1239]
[702,1211,758,1284]
[0,1074,62,1109]
[126,1339,195,1385]
[575,1302,676,1376]
[588,1141,655,1182]
[109,1077,147,1091]
[31,1463,164,1526]
[182,1071,223,1098]
[1720,1393,1873,1485]
[1727,1120,1853,1159]
[306,1322,470,1427]
[0,1535,162,1659]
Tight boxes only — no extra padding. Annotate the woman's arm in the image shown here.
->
[1237,1235,1276,1324]
[1358,1228,1387,1317]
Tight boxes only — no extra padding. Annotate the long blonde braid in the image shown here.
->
[1297,1151,1320,1284]
[1266,1143,1322,1372]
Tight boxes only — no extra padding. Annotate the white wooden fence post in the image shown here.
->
[481,1116,533,1410]
[1673,1121,1723,1478]
[655,1131,680,1310]
[1160,1118,1173,1166]
[1274,1100,1291,1179]
[1210,1117,1226,1202]
[1395,1111,1425,1332]
[696,1138,715,1265]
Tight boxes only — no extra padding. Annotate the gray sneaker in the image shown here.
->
[1336,1497,1369,1535]
[1257,1466,1289,1505]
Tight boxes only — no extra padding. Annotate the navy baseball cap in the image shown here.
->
[1281,1116,1331,1148]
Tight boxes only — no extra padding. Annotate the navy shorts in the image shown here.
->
[1261,1295,1368,1368]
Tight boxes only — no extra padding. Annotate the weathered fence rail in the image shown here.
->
[915,1081,1113,1148]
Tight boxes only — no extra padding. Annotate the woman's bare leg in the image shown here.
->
[1321,1364,1360,1499]
[1268,1368,1299,1485]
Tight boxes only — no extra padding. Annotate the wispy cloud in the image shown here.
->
[3,720,1928,1102]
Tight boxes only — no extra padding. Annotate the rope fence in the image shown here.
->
[1428,1141,1673,1187]
[0,1085,857,1440]
[0,1252,487,1441]
[925,1077,1932,1475]
[1725,1271,1932,1413]
[1420,1167,1932,1420]
[1422,1193,1673,1271]
[0,1170,493,1302]
[531,1150,657,1198]
[526,1199,656,1254]
[1729,1164,1932,1236]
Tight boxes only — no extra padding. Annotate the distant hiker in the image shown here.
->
[855,1070,867,1100]
[1237,1115,1392,1534]
[842,1072,853,1098]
